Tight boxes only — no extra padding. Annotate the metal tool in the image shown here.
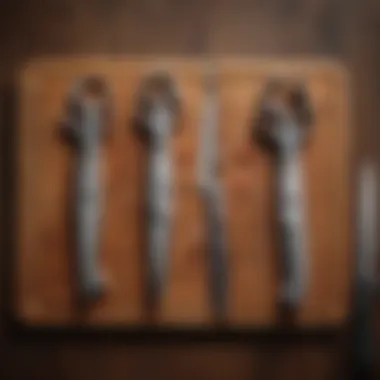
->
[352,162,378,379]
[62,75,110,302]
[134,71,180,306]
[198,69,229,317]
[253,80,313,309]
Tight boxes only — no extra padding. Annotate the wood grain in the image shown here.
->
[16,58,351,329]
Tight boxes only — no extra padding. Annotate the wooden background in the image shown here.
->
[1,0,380,379]
[16,59,350,329]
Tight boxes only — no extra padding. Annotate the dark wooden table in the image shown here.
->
[1,1,379,379]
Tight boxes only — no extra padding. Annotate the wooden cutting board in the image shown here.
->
[15,58,351,329]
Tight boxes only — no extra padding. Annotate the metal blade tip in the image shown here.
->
[202,65,219,92]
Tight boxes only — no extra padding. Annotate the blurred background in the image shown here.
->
[0,0,379,379]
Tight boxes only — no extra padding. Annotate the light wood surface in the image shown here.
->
[16,58,351,328]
